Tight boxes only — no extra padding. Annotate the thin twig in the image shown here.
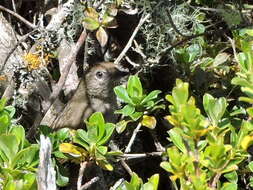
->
[0,5,36,29]
[80,177,99,190]
[125,123,142,153]
[114,14,150,65]
[122,152,162,160]
[77,162,88,190]
[120,160,132,176]
[226,35,239,63]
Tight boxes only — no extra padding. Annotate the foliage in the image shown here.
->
[0,99,39,190]
[59,112,121,171]
[115,172,159,190]
[114,75,162,133]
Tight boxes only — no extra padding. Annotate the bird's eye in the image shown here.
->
[96,71,104,79]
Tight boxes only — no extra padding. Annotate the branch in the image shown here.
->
[125,123,142,153]
[80,177,99,190]
[0,5,36,29]
[77,162,88,190]
[114,14,150,64]
[122,152,163,160]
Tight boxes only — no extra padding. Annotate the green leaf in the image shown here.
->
[0,113,10,134]
[11,145,39,169]
[249,161,253,172]
[114,105,135,117]
[168,128,187,153]
[172,79,189,106]
[147,174,159,190]
[220,182,237,190]
[129,112,143,121]
[9,125,25,149]
[141,90,161,105]
[114,86,134,105]
[74,130,89,150]
[224,171,238,183]
[0,98,7,112]
[127,76,143,98]
[160,161,173,173]
[88,112,105,142]
[83,17,100,31]
[97,123,115,145]
[115,120,130,134]
[203,93,227,126]
[97,146,107,155]
[0,134,19,163]
[55,164,69,187]
[4,106,15,118]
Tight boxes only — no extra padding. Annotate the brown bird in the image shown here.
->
[52,62,127,129]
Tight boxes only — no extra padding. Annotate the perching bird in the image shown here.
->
[52,62,127,129]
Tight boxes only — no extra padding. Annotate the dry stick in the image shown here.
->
[80,177,99,190]
[122,152,162,160]
[0,5,36,29]
[120,160,133,176]
[114,13,150,65]
[77,162,88,190]
[125,123,142,153]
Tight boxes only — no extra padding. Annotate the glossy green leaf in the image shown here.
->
[0,135,19,163]
[172,79,189,106]
[114,85,134,105]
[141,90,161,105]
[114,105,135,117]
[220,182,237,190]
[97,123,115,146]
[203,93,227,126]
[168,128,187,153]
[129,112,143,121]
[224,171,238,183]
[0,98,7,112]
[0,113,10,134]
[115,120,130,134]
[127,75,143,98]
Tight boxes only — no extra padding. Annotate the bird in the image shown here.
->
[52,61,128,129]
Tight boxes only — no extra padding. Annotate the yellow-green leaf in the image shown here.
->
[141,115,156,129]
[84,7,99,19]
[241,135,253,150]
[96,27,108,47]
[96,160,113,171]
[59,143,87,158]
[83,17,100,31]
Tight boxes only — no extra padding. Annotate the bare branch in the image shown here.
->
[0,5,36,29]
[125,123,142,153]
[114,14,150,65]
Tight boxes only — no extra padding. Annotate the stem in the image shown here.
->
[125,123,142,153]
